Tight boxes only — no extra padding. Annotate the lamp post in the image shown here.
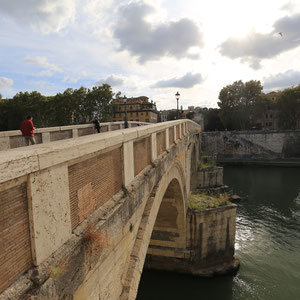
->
[175,91,180,119]
[123,96,128,128]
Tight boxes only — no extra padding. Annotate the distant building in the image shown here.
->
[160,110,169,122]
[112,96,158,123]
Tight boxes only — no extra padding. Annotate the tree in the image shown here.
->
[167,110,177,121]
[0,84,117,131]
[218,80,263,130]
[2,91,47,130]
[276,85,300,129]
[203,108,224,131]
[186,111,194,120]
[87,84,114,122]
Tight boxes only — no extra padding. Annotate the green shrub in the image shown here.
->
[197,155,216,170]
[189,193,230,211]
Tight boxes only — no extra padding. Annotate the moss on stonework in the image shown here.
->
[197,155,216,170]
[189,193,230,211]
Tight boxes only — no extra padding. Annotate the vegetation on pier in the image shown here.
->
[189,193,230,211]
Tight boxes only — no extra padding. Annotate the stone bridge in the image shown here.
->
[0,120,236,300]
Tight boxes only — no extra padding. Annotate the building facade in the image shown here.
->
[112,96,158,123]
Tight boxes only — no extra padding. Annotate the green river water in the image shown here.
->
[137,166,300,300]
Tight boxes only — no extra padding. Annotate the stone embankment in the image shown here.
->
[202,130,300,165]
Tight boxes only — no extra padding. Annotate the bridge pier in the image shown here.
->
[144,203,238,277]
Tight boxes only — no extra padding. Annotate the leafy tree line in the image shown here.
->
[0,84,118,131]
[204,80,300,131]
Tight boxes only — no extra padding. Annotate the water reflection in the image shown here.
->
[137,166,300,300]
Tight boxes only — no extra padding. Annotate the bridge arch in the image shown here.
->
[121,161,187,300]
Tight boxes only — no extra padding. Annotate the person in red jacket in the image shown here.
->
[20,115,36,146]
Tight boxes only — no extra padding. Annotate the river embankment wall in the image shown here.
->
[202,130,300,165]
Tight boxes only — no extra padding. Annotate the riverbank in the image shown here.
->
[218,159,300,167]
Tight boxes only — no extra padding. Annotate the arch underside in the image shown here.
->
[120,161,187,300]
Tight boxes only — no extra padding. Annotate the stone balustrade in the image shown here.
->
[0,121,149,151]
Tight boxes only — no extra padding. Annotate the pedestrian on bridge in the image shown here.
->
[93,116,101,133]
[20,115,36,146]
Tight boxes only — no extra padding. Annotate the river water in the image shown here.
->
[137,166,300,300]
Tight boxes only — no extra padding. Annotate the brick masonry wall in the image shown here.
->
[0,182,32,293]
[101,126,108,132]
[156,131,166,156]
[134,137,151,176]
[111,124,120,131]
[78,127,94,137]
[169,127,174,146]
[50,130,72,142]
[68,147,123,229]
[9,133,42,148]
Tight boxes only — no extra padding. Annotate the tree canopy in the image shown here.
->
[217,80,263,130]
[276,85,300,129]
[0,84,117,131]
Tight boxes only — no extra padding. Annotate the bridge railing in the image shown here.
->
[0,119,200,295]
[0,121,149,151]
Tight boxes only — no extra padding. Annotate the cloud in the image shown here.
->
[281,1,300,12]
[152,73,203,88]
[63,71,88,84]
[0,0,76,34]
[219,13,300,69]
[263,69,300,90]
[113,2,203,63]
[95,75,124,87]
[25,56,63,76]
[0,77,13,88]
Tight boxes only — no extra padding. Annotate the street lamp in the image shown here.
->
[175,91,180,119]
[123,95,128,128]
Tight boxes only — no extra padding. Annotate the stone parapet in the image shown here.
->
[0,121,149,151]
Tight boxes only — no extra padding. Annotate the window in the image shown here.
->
[146,112,149,116]
[113,113,116,118]
[136,119,139,121]
[270,114,272,118]
[265,122,268,126]
[266,114,268,118]
[136,106,139,110]
[269,122,272,126]
[146,119,149,122]
[119,113,122,117]
[130,112,133,116]
[141,113,143,115]
[130,106,133,110]
[136,112,139,116]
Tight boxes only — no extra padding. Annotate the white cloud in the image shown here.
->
[0,0,76,34]
[219,13,300,69]
[113,1,203,63]
[0,77,13,88]
[152,73,203,88]
[25,56,63,76]
[95,75,124,87]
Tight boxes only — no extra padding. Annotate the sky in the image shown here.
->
[1,0,300,110]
